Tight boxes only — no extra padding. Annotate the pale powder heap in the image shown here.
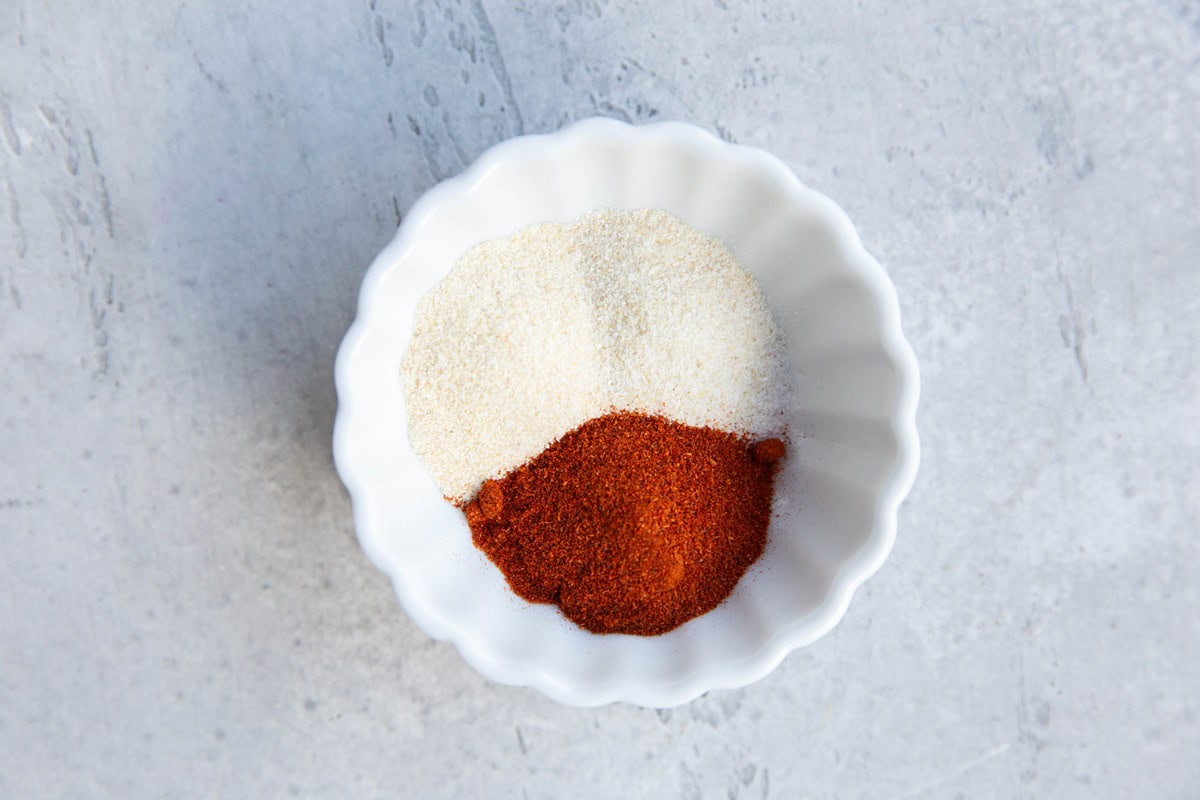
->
[401,208,788,501]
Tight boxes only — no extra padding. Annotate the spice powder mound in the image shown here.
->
[462,411,783,636]
[401,208,789,503]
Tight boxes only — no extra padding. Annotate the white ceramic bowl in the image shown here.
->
[334,118,919,707]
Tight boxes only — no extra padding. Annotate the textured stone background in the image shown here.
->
[2,1,1198,797]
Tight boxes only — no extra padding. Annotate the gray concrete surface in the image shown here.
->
[2,1,1198,797]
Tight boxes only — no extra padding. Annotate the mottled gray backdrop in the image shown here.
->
[2,1,1197,797]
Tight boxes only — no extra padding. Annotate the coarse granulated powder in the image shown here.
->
[401,208,788,502]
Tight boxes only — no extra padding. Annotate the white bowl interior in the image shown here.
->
[334,118,919,706]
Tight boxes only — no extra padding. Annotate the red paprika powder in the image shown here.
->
[462,412,785,636]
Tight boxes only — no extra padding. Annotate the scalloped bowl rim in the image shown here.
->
[333,118,920,706]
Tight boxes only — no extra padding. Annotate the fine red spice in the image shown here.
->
[751,438,787,464]
[461,412,784,636]
[477,479,504,520]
